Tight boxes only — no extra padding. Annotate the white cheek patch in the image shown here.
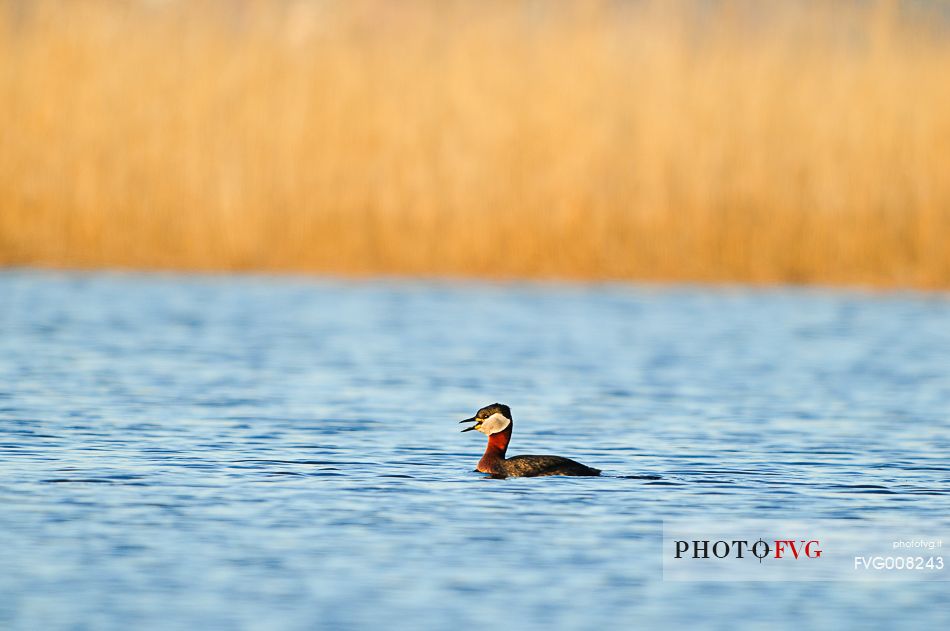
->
[478,412,511,435]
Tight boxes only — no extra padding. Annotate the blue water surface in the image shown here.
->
[0,270,948,630]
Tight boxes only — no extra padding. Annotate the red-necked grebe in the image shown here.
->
[460,403,600,478]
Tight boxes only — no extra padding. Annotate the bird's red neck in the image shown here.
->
[477,422,512,474]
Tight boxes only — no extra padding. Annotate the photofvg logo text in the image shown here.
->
[663,519,948,582]
[674,538,822,561]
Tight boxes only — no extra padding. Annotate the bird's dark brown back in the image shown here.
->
[501,455,601,478]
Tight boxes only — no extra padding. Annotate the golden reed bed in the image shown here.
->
[2,0,949,287]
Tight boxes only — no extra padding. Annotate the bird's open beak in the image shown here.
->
[459,417,479,432]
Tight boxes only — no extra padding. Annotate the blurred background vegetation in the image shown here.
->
[1,0,949,287]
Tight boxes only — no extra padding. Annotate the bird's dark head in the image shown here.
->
[459,403,512,435]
